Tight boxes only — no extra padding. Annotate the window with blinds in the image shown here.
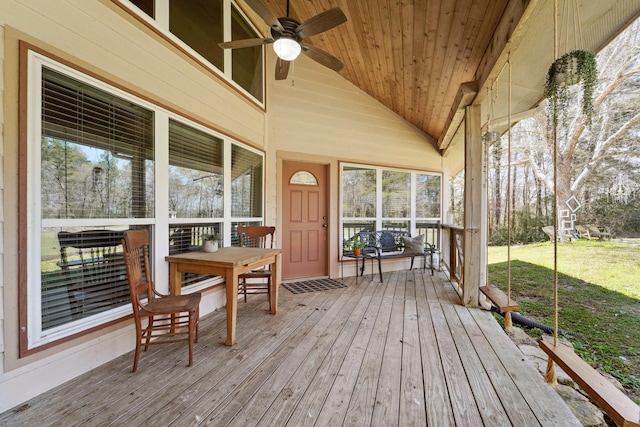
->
[341,163,442,246]
[25,51,265,349]
[231,145,263,218]
[169,119,223,218]
[39,66,154,331]
[41,67,154,219]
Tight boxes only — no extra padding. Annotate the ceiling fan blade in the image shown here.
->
[218,38,274,49]
[245,0,284,32]
[275,57,291,80]
[301,44,345,73]
[296,7,347,39]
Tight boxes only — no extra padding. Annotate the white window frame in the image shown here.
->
[340,162,442,252]
[114,0,265,107]
[25,51,265,349]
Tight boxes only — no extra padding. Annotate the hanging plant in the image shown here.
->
[544,50,597,128]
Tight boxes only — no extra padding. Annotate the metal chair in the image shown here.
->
[122,229,201,372]
[237,225,275,310]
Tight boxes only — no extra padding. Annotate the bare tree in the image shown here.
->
[527,19,640,226]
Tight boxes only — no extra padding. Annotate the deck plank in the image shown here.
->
[370,270,405,426]
[312,277,389,426]
[454,304,541,426]
[399,298,427,425]
[415,273,457,426]
[104,290,325,426]
[0,271,583,427]
[342,274,396,426]
[430,302,485,426]
[441,302,513,426]
[226,278,375,427]
[468,308,582,426]
[168,285,357,426]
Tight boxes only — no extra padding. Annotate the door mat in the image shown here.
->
[282,278,347,294]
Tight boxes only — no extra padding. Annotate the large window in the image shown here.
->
[23,51,264,351]
[341,163,441,251]
[126,0,264,103]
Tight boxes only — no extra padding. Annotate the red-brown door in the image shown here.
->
[282,161,328,279]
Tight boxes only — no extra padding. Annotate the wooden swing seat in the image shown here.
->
[479,285,520,313]
[539,339,640,427]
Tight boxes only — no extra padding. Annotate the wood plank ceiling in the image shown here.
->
[250,0,510,147]
[244,1,640,151]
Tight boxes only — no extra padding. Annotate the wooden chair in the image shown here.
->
[237,225,276,310]
[122,229,201,372]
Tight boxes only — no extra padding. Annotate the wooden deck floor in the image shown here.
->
[1,269,580,426]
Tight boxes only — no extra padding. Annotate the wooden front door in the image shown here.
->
[282,161,328,279]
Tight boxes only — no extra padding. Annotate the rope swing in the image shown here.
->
[504,52,514,329]
[544,0,562,387]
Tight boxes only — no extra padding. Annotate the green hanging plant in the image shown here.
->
[544,50,597,128]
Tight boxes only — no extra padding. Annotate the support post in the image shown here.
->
[462,104,484,306]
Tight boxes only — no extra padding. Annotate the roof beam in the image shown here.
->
[438,81,478,152]
[474,0,538,92]
[438,0,537,154]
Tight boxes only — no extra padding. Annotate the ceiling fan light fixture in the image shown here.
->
[273,37,301,61]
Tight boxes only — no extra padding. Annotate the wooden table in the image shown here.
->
[165,247,281,346]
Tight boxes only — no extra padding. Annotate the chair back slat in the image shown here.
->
[238,226,275,249]
[122,230,154,310]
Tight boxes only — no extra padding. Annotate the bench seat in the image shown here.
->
[539,339,640,427]
[355,230,436,282]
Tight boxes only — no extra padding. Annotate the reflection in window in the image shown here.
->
[290,171,318,186]
[342,166,376,218]
[341,164,442,251]
[382,170,410,218]
[169,119,224,218]
[38,67,156,331]
[231,145,263,217]
[231,5,263,102]
[41,67,155,219]
[416,173,441,218]
[170,0,224,70]
[129,0,154,17]
[41,227,134,330]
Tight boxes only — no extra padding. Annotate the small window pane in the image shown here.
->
[382,220,409,232]
[290,171,318,185]
[169,119,224,218]
[41,226,141,329]
[170,0,224,70]
[342,220,375,240]
[41,68,155,219]
[382,171,410,218]
[129,0,154,18]
[342,166,376,217]
[231,5,263,101]
[169,223,221,288]
[231,145,263,217]
[416,174,441,218]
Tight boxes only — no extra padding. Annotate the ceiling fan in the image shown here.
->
[219,0,347,80]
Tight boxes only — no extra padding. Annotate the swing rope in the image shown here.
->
[505,52,514,328]
[545,0,561,385]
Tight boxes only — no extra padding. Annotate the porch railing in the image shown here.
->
[441,224,464,296]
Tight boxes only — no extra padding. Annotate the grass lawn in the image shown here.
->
[487,239,640,402]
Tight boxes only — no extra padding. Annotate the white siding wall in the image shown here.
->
[0,0,440,412]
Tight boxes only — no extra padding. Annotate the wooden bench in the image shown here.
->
[57,230,129,318]
[355,230,436,282]
[539,339,640,427]
[479,285,520,328]
[576,224,613,240]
